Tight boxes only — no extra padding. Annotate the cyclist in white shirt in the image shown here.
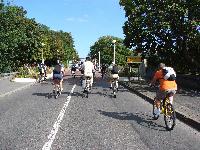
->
[82,57,94,91]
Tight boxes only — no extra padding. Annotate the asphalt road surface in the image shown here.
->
[0,73,199,150]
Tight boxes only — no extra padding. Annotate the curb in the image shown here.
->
[11,78,37,82]
[120,81,200,132]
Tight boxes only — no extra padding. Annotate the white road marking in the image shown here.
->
[42,84,76,150]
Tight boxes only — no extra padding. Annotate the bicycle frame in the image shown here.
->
[112,78,118,98]
[83,76,91,98]
[153,92,176,130]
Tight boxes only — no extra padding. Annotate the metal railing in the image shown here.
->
[0,72,19,78]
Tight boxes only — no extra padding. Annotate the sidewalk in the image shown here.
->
[119,79,200,131]
[0,71,66,97]
[0,78,35,97]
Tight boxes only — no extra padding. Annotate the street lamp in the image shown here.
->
[41,43,45,64]
[112,40,116,64]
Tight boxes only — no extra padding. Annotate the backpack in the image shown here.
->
[111,65,119,74]
[162,67,176,81]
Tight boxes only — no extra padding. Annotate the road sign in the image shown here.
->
[126,56,142,63]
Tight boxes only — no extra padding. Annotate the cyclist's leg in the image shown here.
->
[166,90,176,104]
[60,78,63,91]
[116,74,119,89]
[82,75,86,90]
[53,79,58,94]
[155,90,166,115]
[90,75,93,87]
[110,74,114,88]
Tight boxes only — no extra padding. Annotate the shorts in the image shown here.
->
[156,89,176,100]
[53,74,63,80]
[84,72,93,78]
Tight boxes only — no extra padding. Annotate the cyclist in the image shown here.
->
[59,61,65,91]
[82,57,94,92]
[92,62,96,78]
[149,63,177,117]
[52,63,63,94]
[71,64,76,75]
[101,63,107,78]
[79,61,84,83]
[38,63,45,81]
[43,63,47,80]
[109,62,119,90]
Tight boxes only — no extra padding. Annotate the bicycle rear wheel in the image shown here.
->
[164,103,176,130]
[112,82,117,98]
[113,87,116,98]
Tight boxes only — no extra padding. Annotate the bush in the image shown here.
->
[16,66,39,79]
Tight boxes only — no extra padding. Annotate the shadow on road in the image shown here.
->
[98,110,166,131]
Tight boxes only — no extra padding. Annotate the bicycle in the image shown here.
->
[83,76,92,98]
[38,73,46,83]
[80,74,84,86]
[101,70,106,79]
[153,92,176,131]
[71,71,76,78]
[48,80,62,99]
[111,77,118,98]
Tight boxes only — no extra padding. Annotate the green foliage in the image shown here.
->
[89,36,132,66]
[0,4,78,72]
[16,66,37,78]
[120,0,200,74]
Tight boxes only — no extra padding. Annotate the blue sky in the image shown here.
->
[12,0,127,58]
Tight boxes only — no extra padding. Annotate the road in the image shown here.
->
[0,73,199,150]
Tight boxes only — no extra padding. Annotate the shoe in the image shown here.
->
[53,90,55,94]
[109,86,112,89]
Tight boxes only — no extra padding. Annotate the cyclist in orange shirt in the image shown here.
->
[150,63,177,117]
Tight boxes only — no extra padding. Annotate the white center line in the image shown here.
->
[42,84,76,150]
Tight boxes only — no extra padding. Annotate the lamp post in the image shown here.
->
[112,40,116,64]
[41,43,45,64]
[98,51,101,71]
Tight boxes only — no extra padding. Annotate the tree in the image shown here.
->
[120,0,200,73]
[89,36,131,66]
[0,3,78,71]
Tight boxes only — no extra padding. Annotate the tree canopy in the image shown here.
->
[0,2,78,72]
[89,36,132,66]
[120,0,200,73]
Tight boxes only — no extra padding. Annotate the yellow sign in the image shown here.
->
[126,56,142,63]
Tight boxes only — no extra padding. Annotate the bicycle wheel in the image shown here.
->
[113,88,116,98]
[112,81,117,98]
[153,98,160,120]
[164,103,176,130]
[86,89,89,98]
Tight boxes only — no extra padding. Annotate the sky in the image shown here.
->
[12,0,127,58]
